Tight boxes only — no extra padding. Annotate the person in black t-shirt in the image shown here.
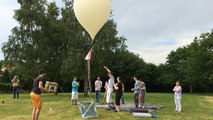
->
[30,69,49,120]
[114,76,123,112]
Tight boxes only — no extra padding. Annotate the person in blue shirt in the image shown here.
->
[71,76,80,105]
[131,76,141,108]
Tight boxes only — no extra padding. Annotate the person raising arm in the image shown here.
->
[104,66,115,109]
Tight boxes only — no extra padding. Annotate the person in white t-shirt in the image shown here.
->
[173,81,182,112]
[11,75,20,99]
[95,76,102,103]
[104,66,115,109]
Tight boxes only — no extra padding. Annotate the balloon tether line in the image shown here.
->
[85,38,95,103]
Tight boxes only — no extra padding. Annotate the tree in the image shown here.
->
[185,31,213,92]
[2,0,48,86]
[2,0,128,94]
[163,30,213,93]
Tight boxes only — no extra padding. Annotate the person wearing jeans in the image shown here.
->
[95,76,102,103]
[11,75,20,99]
[120,95,125,104]
[173,81,182,112]
[131,76,141,108]
[120,83,125,104]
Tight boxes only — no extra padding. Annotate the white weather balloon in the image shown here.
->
[74,0,111,40]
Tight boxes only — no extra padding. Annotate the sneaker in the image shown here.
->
[114,109,120,112]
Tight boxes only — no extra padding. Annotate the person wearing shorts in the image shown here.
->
[114,76,123,112]
[71,76,79,105]
[30,69,49,120]
[138,79,146,108]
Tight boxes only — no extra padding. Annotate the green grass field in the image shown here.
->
[0,92,213,120]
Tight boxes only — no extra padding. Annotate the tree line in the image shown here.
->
[0,0,212,93]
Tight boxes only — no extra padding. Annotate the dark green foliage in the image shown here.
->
[159,30,213,92]
[1,0,131,93]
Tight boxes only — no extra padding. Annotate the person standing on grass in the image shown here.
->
[71,76,80,105]
[131,76,141,108]
[11,75,20,99]
[138,79,146,108]
[173,81,182,112]
[95,76,102,103]
[104,66,115,109]
[120,82,125,104]
[30,69,50,120]
[114,76,123,112]
[102,81,108,104]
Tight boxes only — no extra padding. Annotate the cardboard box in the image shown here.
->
[45,81,58,93]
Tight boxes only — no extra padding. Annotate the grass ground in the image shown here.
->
[0,92,213,120]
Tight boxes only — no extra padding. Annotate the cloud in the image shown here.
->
[1,0,213,65]
[112,0,213,64]
[0,0,19,59]
[0,0,62,59]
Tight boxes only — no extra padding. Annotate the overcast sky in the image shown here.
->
[1,0,213,65]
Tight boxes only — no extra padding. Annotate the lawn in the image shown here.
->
[0,92,213,120]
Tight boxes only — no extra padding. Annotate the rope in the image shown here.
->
[85,45,99,103]
[87,60,92,92]
[86,59,95,102]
